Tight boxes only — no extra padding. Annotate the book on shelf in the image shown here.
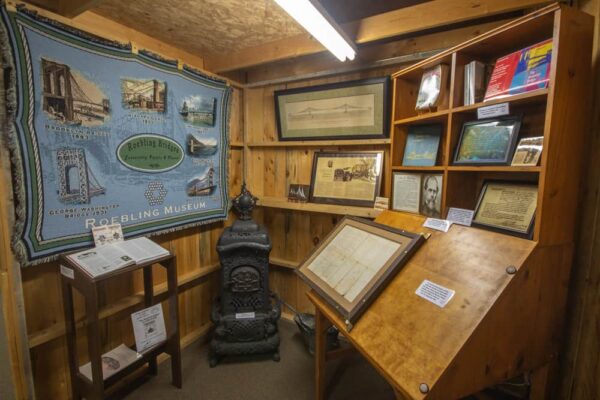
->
[402,124,442,167]
[415,64,449,111]
[67,236,170,278]
[484,39,552,101]
[79,344,141,381]
[463,60,487,106]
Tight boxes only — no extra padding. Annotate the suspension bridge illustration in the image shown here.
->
[56,148,105,204]
[41,58,110,126]
[288,103,372,122]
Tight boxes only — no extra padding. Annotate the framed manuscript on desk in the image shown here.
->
[297,217,424,330]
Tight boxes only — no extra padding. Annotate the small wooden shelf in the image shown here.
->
[393,109,449,125]
[447,165,542,172]
[392,165,446,171]
[257,196,382,218]
[230,141,244,148]
[269,256,299,270]
[452,88,549,114]
[247,139,391,147]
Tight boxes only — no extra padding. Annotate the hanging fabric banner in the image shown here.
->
[1,5,231,265]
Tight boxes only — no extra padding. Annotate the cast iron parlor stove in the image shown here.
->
[209,184,281,366]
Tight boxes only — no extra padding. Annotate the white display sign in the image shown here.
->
[415,279,455,308]
[446,207,475,226]
[477,102,509,119]
[59,265,74,279]
[423,218,452,232]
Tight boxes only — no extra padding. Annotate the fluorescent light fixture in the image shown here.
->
[274,0,356,62]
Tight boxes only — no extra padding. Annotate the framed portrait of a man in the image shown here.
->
[420,174,443,218]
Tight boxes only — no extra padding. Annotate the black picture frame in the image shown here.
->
[274,77,390,141]
[472,180,537,238]
[453,115,522,165]
[309,151,384,208]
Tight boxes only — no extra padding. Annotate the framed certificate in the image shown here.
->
[309,151,384,207]
[297,217,424,330]
[473,181,538,237]
[454,116,521,165]
[392,172,422,213]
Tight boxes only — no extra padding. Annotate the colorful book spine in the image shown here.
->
[484,39,552,101]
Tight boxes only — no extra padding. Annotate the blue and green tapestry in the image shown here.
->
[1,5,231,265]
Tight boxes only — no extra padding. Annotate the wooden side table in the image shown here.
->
[59,254,182,400]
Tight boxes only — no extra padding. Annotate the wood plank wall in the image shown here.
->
[244,67,401,319]
[0,3,244,399]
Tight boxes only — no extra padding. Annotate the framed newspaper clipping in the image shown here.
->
[297,217,424,331]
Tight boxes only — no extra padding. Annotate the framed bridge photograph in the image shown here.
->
[274,77,390,141]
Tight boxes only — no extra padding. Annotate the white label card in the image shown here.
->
[415,280,455,308]
[477,102,509,119]
[235,312,256,319]
[446,207,475,226]
[59,265,74,279]
[423,218,452,232]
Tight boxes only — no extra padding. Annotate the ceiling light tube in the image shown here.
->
[274,0,357,62]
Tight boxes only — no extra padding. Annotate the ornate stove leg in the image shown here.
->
[273,351,280,362]
[209,350,220,368]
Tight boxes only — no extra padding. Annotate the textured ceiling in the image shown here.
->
[92,0,305,55]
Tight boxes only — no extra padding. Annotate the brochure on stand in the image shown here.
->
[79,344,141,381]
[131,304,167,353]
[67,237,170,278]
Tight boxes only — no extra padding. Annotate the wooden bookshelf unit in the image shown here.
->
[309,4,594,399]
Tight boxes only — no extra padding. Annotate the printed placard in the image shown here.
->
[235,312,256,319]
[446,207,475,226]
[59,265,74,279]
[415,279,455,308]
[477,102,509,119]
[423,218,452,232]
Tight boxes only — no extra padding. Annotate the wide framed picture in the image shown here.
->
[274,77,390,141]
[402,124,442,167]
[309,151,384,208]
[297,216,425,330]
[453,116,522,165]
[473,181,538,238]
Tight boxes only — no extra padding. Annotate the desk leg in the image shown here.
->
[61,279,81,400]
[143,266,158,376]
[315,308,332,400]
[167,259,182,388]
[85,285,103,400]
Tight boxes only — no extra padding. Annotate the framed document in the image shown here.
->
[297,217,424,330]
[454,116,521,165]
[274,77,390,141]
[392,172,422,213]
[511,136,543,166]
[473,181,538,237]
[402,124,442,166]
[309,151,384,207]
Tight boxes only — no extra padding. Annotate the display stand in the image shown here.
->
[309,4,593,399]
[59,253,182,400]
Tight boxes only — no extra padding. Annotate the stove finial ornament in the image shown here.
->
[232,181,257,221]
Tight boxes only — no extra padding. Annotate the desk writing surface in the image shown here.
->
[308,210,536,399]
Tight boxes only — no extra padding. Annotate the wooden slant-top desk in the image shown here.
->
[310,210,569,399]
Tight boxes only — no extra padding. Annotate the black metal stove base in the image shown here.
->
[209,333,281,367]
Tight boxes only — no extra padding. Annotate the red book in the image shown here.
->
[484,39,553,101]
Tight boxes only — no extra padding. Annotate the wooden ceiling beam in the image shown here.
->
[58,0,105,18]
[204,0,552,73]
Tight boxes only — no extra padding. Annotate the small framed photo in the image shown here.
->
[297,216,425,330]
[454,116,521,165]
[511,136,543,166]
[288,184,310,202]
[274,77,390,141]
[473,181,538,238]
[420,174,443,218]
[309,151,384,208]
[392,172,422,214]
[402,124,442,167]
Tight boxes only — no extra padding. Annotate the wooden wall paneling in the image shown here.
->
[560,0,600,398]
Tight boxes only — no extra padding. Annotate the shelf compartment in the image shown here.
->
[257,196,382,218]
[247,139,391,147]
